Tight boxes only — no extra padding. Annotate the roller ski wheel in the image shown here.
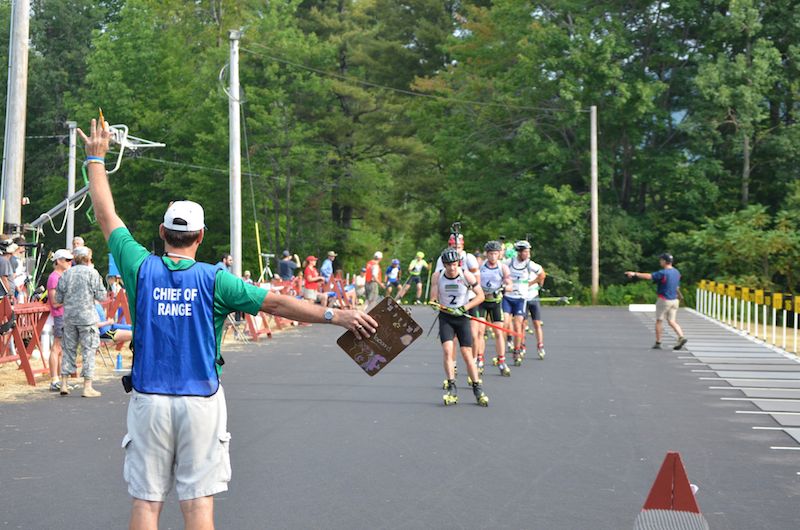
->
[498,362,511,377]
[537,346,546,360]
[443,379,458,406]
[442,379,449,390]
[471,381,489,407]
[492,356,500,367]
[513,350,523,367]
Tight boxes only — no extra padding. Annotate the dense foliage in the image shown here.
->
[1,0,798,299]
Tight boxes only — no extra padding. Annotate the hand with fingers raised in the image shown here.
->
[77,113,112,162]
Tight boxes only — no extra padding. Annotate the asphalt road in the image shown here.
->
[1,306,798,529]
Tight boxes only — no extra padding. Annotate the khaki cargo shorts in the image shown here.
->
[656,298,679,322]
[122,386,231,501]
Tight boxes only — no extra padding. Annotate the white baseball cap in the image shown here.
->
[164,201,205,232]
[374,251,383,259]
[52,249,73,261]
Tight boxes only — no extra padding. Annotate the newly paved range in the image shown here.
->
[2,307,799,529]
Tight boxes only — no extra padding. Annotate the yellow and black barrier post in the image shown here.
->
[764,291,772,343]
[755,288,764,339]
[782,294,792,351]
[742,287,751,334]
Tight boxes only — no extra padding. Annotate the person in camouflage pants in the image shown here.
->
[55,246,107,397]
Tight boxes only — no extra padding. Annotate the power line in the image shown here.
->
[126,153,332,188]
[240,43,582,114]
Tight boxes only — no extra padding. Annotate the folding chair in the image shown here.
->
[225,314,250,343]
[97,337,115,368]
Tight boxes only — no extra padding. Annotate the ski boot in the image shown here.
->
[537,343,546,360]
[513,348,523,367]
[492,356,500,366]
[476,356,485,374]
[471,380,489,407]
[497,357,511,376]
[443,379,458,406]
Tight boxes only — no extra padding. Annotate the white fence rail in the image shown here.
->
[695,281,798,354]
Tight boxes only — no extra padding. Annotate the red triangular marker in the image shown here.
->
[642,452,701,514]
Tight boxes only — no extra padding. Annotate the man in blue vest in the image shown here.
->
[79,118,377,530]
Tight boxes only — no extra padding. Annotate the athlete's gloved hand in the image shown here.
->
[449,306,466,317]
[428,300,440,311]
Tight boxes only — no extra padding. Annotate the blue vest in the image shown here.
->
[132,255,219,396]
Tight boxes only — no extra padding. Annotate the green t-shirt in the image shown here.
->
[108,227,268,368]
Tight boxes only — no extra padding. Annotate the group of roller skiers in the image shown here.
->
[429,230,546,407]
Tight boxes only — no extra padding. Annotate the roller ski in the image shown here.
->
[513,348,524,366]
[497,357,511,376]
[476,355,485,375]
[443,379,458,406]
[471,380,489,407]
[537,343,546,360]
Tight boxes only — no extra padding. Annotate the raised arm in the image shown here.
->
[78,118,125,241]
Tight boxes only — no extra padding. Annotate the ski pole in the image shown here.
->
[423,262,433,301]
[426,312,439,338]
[394,273,412,301]
[429,302,524,338]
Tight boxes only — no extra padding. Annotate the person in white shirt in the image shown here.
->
[502,240,545,364]
[429,248,487,406]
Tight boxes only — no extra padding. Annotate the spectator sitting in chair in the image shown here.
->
[95,302,133,346]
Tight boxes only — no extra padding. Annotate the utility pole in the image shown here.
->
[590,105,599,305]
[66,121,77,248]
[1,0,31,234]
[228,29,242,277]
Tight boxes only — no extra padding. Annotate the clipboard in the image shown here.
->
[337,297,422,376]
